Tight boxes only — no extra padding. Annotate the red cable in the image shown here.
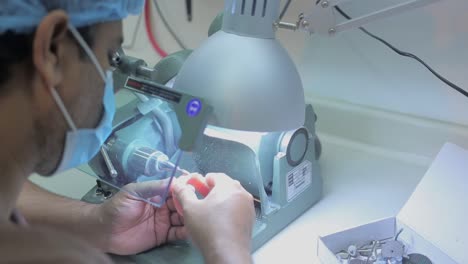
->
[144,0,168,58]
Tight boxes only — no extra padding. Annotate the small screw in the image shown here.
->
[328,28,336,35]
[103,191,113,199]
[301,20,310,28]
[321,1,329,8]
[95,188,104,196]
[111,51,122,67]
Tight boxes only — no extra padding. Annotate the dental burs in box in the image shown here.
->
[335,229,432,264]
[318,143,468,264]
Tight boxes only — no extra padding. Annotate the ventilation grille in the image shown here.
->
[232,0,268,17]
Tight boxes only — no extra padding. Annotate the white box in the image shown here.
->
[317,143,468,264]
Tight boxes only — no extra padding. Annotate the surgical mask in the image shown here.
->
[51,24,116,174]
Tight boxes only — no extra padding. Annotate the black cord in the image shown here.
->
[279,0,292,20]
[334,6,468,98]
[122,14,142,49]
[186,0,192,22]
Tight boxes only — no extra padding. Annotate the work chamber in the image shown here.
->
[76,0,468,263]
[80,51,323,262]
[80,1,323,262]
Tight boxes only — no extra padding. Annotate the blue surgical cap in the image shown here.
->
[0,0,145,34]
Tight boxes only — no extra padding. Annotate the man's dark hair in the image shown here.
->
[0,26,94,93]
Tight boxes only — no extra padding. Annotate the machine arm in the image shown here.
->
[277,0,441,35]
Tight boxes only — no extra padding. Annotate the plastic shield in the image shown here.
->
[80,76,210,207]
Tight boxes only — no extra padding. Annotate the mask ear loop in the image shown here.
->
[48,24,106,133]
[68,24,118,177]
[50,88,77,131]
[67,24,106,82]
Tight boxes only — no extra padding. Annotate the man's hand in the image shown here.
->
[19,176,254,262]
[97,186,188,255]
[172,173,255,264]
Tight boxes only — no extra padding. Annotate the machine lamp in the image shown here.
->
[173,0,305,132]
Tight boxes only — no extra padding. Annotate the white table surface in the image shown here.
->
[252,134,430,264]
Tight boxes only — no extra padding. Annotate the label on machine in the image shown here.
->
[125,77,182,103]
[286,160,312,202]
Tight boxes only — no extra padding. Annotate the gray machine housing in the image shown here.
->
[81,2,322,259]
[81,52,322,263]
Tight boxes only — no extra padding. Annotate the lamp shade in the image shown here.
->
[173,0,305,132]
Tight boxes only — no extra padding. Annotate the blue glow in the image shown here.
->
[186,99,202,117]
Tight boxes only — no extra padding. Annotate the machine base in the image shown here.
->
[82,161,321,264]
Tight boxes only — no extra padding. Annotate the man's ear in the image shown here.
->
[32,10,69,91]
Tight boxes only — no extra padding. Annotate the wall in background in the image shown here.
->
[122,0,307,69]
[124,0,468,126]
[301,0,468,126]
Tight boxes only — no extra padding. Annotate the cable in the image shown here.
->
[144,0,168,58]
[334,6,468,98]
[395,228,404,241]
[152,0,188,50]
[186,0,193,22]
[122,14,142,50]
[279,0,292,20]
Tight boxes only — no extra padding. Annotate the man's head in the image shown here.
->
[0,1,143,176]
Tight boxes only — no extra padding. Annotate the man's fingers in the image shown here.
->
[205,173,219,188]
[186,175,210,197]
[171,174,204,190]
[122,179,171,199]
[167,226,188,242]
[205,173,235,189]
[166,197,176,212]
[179,214,184,225]
[150,196,163,205]
[170,212,183,226]
[172,182,198,207]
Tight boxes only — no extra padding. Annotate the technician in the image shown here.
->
[0,1,254,263]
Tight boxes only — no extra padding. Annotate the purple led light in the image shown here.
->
[186,99,202,117]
